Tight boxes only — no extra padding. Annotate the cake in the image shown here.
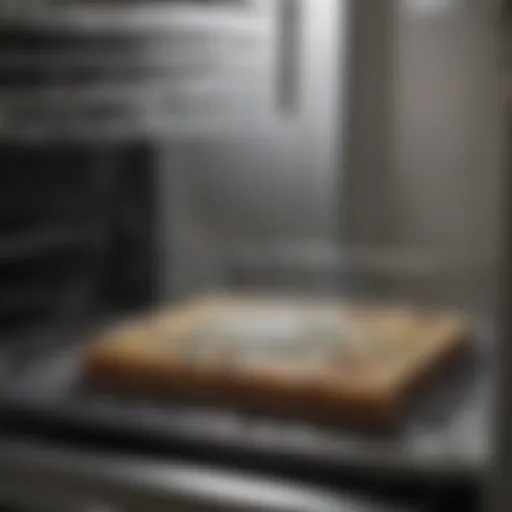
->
[83,294,469,428]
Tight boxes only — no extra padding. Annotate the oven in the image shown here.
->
[0,1,506,511]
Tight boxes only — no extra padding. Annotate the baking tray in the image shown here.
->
[0,440,417,512]
[0,318,492,483]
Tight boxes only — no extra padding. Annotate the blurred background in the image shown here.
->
[0,0,508,511]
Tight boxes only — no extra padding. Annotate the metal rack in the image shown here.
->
[0,3,268,35]
[0,1,281,142]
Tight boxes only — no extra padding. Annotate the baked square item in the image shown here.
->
[83,294,469,428]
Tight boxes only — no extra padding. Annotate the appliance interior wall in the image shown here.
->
[180,0,339,238]
[170,0,502,314]
[0,0,502,315]
[387,0,503,314]
[160,0,343,299]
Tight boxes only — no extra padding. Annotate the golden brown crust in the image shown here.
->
[83,295,469,428]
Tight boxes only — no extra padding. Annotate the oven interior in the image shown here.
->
[0,1,507,511]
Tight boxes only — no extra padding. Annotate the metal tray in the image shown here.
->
[0,439,413,512]
[0,319,492,483]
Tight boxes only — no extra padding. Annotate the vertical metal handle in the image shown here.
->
[276,0,301,116]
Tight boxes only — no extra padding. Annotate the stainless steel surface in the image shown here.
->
[0,2,275,140]
[228,241,475,277]
[276,0,301,115]
[0,3,269,35]
[0,440,404,512]
[225,240,491,303]
[156,0,343,298]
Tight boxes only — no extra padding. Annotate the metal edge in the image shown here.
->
[0,440,404,512]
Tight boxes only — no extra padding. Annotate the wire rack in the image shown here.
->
[0,1,279,142]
